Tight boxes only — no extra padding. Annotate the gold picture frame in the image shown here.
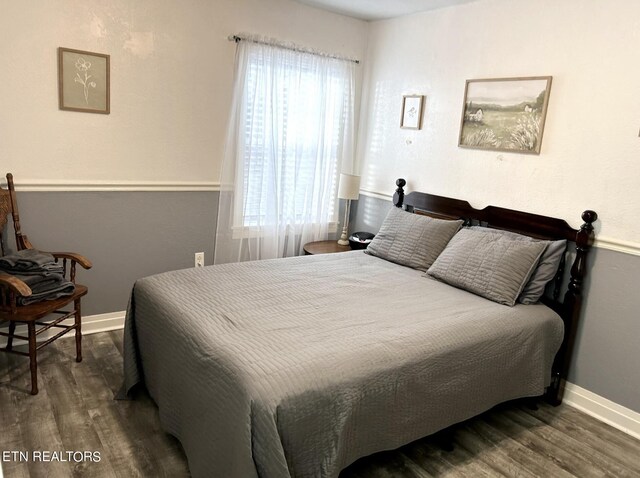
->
[458,76,552,154]
[400,95,424,130]
[58,47,110,114]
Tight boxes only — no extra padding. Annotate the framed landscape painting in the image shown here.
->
[458,76,552,154]
[58,47,110,114]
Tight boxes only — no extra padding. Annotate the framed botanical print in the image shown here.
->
[400,95,424,130]
[58,47,110,114]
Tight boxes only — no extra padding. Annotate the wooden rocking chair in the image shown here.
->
[0,173,92,394]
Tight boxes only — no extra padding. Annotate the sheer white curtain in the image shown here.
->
[214,37,355,264]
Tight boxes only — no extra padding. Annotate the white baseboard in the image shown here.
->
[564,382,640,441]
[0,310,126,348]
[3,313,639,442]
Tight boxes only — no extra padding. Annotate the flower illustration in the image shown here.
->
[74,57,97,104]
[75,57,92,71]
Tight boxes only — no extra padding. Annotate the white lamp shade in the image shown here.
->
[338,173,360,200]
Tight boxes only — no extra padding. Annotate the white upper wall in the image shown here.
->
[0,0,368,184]
[356,0,640,243]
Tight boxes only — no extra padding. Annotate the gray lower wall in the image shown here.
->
[352,194,640,414]
[4,191,218,316]
[5,190,638,413]
[5,190,341,316]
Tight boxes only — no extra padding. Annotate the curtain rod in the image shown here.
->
[228,35,359,64]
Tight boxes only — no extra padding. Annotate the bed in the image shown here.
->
[120,179,597,478]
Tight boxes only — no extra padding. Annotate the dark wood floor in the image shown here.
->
[1,331,639,478]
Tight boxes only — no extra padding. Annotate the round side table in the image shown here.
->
[303,240,351,255]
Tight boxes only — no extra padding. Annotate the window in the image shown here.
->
[215,38,356,263]
[234,46,354,229]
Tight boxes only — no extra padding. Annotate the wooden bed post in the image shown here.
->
[6,173,32,251]
[546,210,597,405]
[393,178,406,208]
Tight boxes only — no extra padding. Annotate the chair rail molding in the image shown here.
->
[358,189,640,257]
[593,236,640,257]
[4,179,220,192]
[359,188,393,201]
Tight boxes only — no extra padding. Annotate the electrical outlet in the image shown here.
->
[195,252,205,268]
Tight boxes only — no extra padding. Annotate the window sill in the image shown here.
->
[231,221,338,239]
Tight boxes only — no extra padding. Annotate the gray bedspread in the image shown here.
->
[121,251,563,478]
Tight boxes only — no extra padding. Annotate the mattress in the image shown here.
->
[121,250,563,478]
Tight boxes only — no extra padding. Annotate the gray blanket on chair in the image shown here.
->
[1,250,73,305]
[0,249,63,274]
[12,273,75,305]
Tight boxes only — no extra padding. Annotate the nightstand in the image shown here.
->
[303,240,351,255]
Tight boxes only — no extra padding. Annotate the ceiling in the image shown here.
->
[293,0,480,21]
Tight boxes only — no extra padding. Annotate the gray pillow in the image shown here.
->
[366,208,462,271]
[427,228,547,306]
[468,227,566,304]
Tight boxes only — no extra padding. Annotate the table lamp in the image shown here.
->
[337,173,360,246]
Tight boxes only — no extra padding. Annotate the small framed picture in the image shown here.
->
[58,47,110,114]
[400,95,424,130]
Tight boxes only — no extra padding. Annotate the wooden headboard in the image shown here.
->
[392,178,597,406]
